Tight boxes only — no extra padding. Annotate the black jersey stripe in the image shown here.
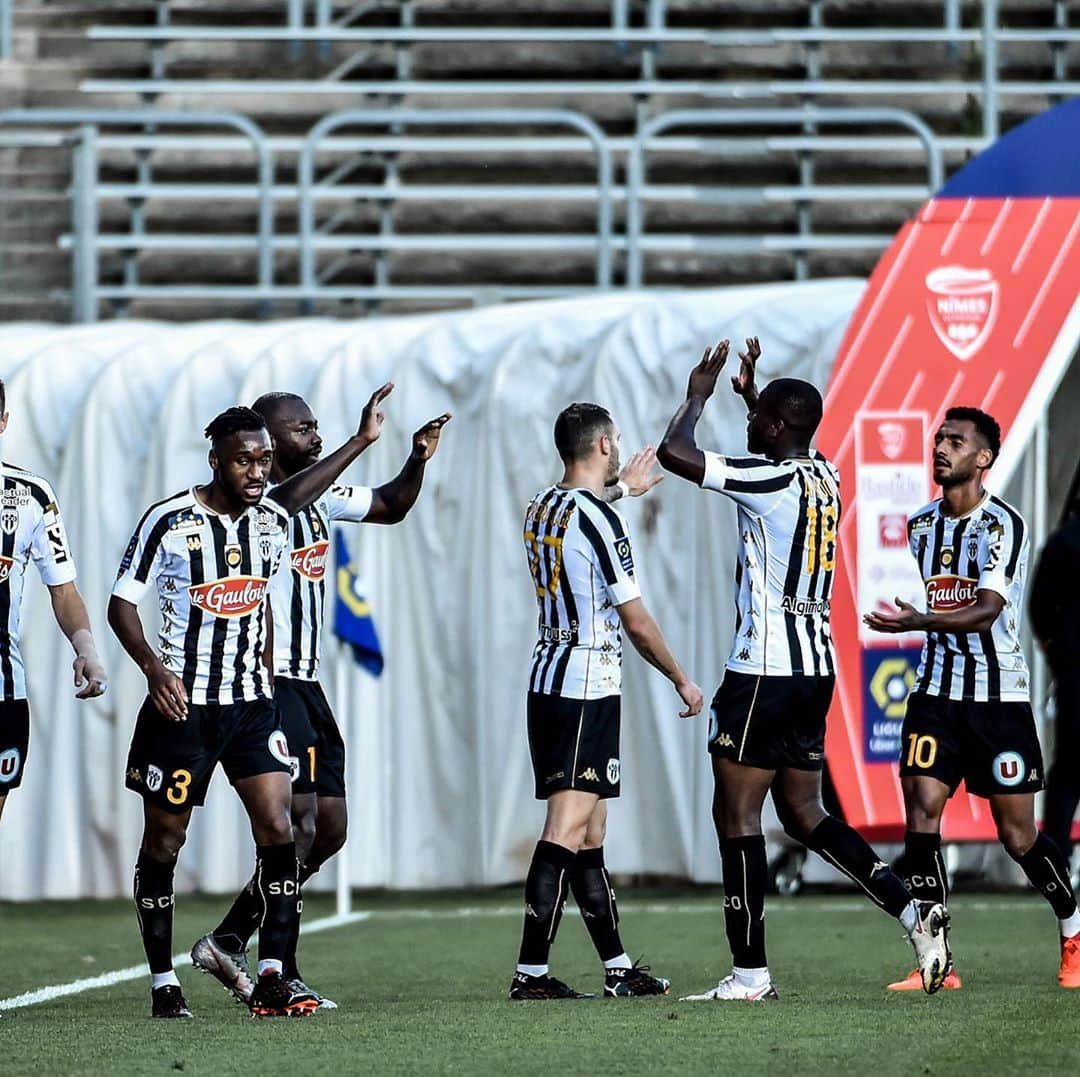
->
[231,515,255,702]
[535,492,573,692]
[204,517,231,700]
[181,529,206,693]
[781,470,811,675]
[804,459,830,675]
[948,518,978,701]
[129,491,189,583]
[726,473,796,495]
[915,522,939,695]
[722,456,779,469]
[0,477,15,701]
[577,509,619,588]
[989,496,1026,578]
[526,489,561,691]
[288,514,307,678]
[578,489,627,540]
[547,495,581,695]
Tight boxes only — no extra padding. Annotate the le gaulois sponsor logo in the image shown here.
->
[0,554,13,585]
[188,575,268,618]
[291,540,329,582]
[925,574,977,612]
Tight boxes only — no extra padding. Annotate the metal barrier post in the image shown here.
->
[982,0,999,142]
[298,109,613,298]
[627,107,942,288]
[71,125,99,323]
[0,0,12,60]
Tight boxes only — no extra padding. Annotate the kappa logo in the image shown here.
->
[0,747,21,783]
[188,576,268,618]
[578,767,600,783]
[291,540,330,582]
[713,732,735,749]
[925,266,998,361]
[126,767,142,784]
[606,758,620,785]
[146,765,163,793]
[187,534,202,552]
[993,750,1026,788]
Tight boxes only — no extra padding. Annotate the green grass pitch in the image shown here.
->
[1,889,1076,1076]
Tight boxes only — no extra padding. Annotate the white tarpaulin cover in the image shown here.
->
[0,281,868,900]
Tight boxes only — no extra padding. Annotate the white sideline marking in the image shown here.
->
[0,897,1043,1011]
[0,911,369,1012]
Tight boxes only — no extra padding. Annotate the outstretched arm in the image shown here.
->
[366,413,452,525]
[731,336,761,412]
[270,383,393,516]
[616,598,704,717]
[48,582,107,699]
[863,591,1005,636]
[657,339,730,484]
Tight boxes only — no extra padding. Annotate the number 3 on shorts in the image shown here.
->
[166,768,193,805]
[905,734,938,769]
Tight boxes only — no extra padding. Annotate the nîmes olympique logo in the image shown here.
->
[925,266,998,361]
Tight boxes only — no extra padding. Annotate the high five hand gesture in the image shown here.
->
[732,337,761,407]
[357,382,394,445]
[411,413,453,461]
[686,339,730,401]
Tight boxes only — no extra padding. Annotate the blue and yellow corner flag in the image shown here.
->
[333,528,384,677]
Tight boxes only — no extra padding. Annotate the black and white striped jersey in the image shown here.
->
[112,489,290,706]
[267,482,373,680]
[701,450,839,678]
[906,493,1029,702]
[524,486,641,700]
[0,463,77,701]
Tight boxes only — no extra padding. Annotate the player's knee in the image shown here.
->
[141,824,186,862]
[722,807,763,838]
[541,819,587,851]
[253,805,294,847]
[997,817,1037,859]
[775,799,819,843]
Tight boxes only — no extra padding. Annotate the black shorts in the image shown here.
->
[275,677,347,798]
[900,692,1044,798]
[125,696,292,814]
[708,670,834,771]
[0,700,31,792]
[527,692,621,800]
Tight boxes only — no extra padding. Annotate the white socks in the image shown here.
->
[151,970,180,990]
[733,966,770,988]
[899,899,920,935]
[258,958,283,977]
[604,953,633,970]
[516,963,548,977]
[1059,908,1080,939]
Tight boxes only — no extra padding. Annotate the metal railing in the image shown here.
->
[0,109,273,320]
[626,107,943,288]
[1,103,949,319]
[82,0,1076,145]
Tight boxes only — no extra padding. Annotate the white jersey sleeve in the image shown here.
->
[575,492,641,607]
[325,482,374,523]
[27,485,77,587]
[701,452,799,516]
[978,506,1027,599]
[112,507,168,604]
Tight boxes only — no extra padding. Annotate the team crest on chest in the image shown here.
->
[259,536,273,561]
[225,543,243,570]
[941,549,953,568]
[1,506,18,535]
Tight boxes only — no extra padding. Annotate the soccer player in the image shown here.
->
[191,392,451,1008]
[0,378,108,824]
[657,339,951,1000]
[109,394,389,1018]
[509,403,704,1000]
[864,406,1080,990]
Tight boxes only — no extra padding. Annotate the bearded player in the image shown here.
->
[865,407,1080,991]
[191,391,450,1008]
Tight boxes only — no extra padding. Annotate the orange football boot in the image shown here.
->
[1059,933,1080,988]
[887,967,962,991]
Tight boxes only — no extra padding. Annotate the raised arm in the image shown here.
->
[616,597,704,717]
[107,595,188,721]
[48,582,107,698]
[365,413,452,525]
[656,339,730,484]
[270,383,393,516]
[599,445,664,504]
